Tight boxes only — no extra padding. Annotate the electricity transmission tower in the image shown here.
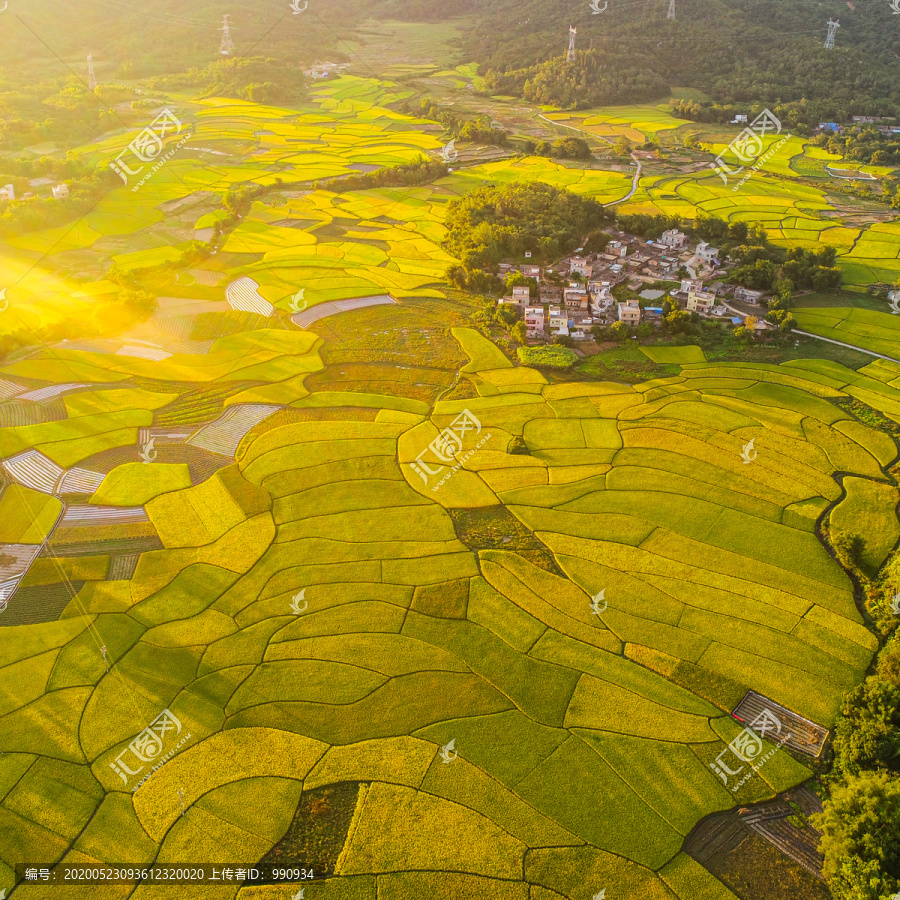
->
[667,0,675,20]
[567,26,577,62]
[824,18,839,50]
[219,15,234,55]
[87,53,96,91]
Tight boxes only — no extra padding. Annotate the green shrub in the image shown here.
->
[516,347,577,370]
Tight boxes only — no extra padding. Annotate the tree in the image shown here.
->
[613,136,632,157]
[511,320,527,344]
[584,231,611,253]
[608,321,629,342]
[508,435,529,455]
[665,309,693,334]
[813,772,900,899]
[832,676,900,778]
[727,221,749,242]
[554,137,592,159]
[879,639,900,689]
[505,272,533,294]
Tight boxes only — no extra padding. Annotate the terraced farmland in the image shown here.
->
[2,47,900,897]
[0,306,897,898]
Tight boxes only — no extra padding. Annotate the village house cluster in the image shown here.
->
[498,228,769,341]
[0,181,70,202]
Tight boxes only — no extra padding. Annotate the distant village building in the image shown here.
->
[617,299,641,326]
[571,316,594,340]
[563,286,589,311]
[696,242,720,264]
[525,306,545,338]
[590,283,615,314]
[51,183,70,199]
[0,184,15,201]
[569,256,593,278]
[499,298,525,316]
[548,307,569,335]
[731,115,749,125]
[659,229,687,250]
[520,265,542,279]
[686,285,716,314]
[733,287,765,304]
[512,286,531,304]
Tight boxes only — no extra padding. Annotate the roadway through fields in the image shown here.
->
[536,113,643,206]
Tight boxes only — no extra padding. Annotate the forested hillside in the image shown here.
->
[376,0,900,117]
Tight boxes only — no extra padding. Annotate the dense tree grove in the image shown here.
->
[812,536,900,899]
[815,640,900,899]
[318,158,449,193]
[153,57,308,106]
[521,137,593,160]
[401,99,509,148]
[443,182,609,290]
[814,126,900,167]
[483,51,668,111]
